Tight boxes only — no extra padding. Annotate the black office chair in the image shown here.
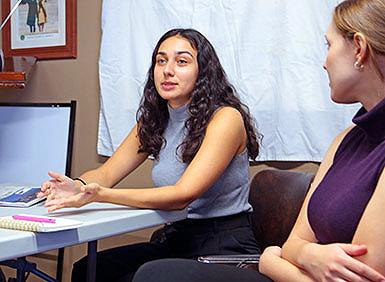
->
[249,169,315,250]
[198,169,315,268]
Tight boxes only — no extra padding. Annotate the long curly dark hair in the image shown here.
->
[137,28,260,163]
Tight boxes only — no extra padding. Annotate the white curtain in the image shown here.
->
[98,0,359,161]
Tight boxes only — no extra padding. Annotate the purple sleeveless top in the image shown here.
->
[308,98,385,244]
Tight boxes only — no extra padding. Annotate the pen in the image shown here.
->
[12,215,56,223]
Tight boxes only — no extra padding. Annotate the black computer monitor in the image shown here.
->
[0,101,76,184]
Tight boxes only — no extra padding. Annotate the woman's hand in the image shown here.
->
[301,243,385,282]
[43,182,102,212]
[38,171,80,200]
[39,171,101,212]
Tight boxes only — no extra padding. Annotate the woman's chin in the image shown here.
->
[330,95,341,104]
[330,93,356,105]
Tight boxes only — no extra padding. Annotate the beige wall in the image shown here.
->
[0,0,319,280]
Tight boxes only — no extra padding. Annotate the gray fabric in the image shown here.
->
[152,104,252,219]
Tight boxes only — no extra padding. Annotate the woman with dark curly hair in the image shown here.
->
[39,28,262,282]
[134,1,385,281]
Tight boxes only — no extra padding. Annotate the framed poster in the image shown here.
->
[1,0,77,59]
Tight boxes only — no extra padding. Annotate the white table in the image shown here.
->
[0,202,187,281]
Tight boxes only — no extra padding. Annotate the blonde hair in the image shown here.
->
[333,0,385,78]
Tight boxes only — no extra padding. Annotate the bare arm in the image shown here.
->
[77,124,149,187]
[40,124,149,199]
[259,247,314,282]
[44,107,248,211]
[350,168,385,274]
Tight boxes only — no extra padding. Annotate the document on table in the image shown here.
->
[0,185,45,207]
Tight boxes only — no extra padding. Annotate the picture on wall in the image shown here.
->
[1,0,77,59]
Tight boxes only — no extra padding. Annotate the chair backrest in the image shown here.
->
[249,169,315,251]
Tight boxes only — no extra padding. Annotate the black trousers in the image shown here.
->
[72,213,261,282]
[132,258,273,282]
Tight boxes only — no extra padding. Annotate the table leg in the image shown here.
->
[86,240,98,282]
[56,248,64,282]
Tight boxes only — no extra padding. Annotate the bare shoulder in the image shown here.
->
[352,168,385,272]
[208,106,244,128]
[200,106,246,153]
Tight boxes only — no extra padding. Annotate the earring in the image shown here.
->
[354,61,364,71]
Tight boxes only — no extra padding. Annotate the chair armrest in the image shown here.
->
[198,254,260,269]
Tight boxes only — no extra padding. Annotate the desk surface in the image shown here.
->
[0,202,187,261]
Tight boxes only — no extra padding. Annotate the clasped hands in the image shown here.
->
[300,243,385,282]
[38,171,101,212]
[261,243,385,282]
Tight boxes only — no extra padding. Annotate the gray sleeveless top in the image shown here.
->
[152,103,252,219]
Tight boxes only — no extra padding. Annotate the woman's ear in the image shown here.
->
[353,32,368,64]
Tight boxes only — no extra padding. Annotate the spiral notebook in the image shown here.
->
[0,214,83,232]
